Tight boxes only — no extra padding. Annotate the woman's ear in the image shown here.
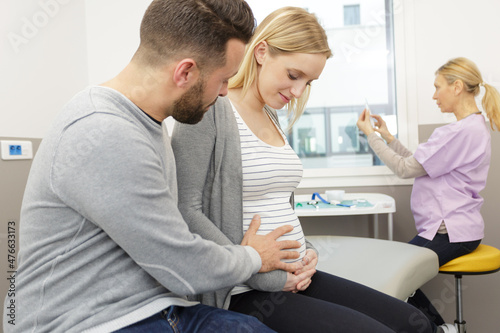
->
[453,79,464,95]
[254,41,268,65]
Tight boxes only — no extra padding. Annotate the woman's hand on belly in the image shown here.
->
[291,249,318,292]
[283,268,316,293]
[295,249,318,275]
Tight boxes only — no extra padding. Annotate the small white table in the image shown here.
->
[294,193,396,240]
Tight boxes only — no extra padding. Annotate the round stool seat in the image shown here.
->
[439,244,500,275]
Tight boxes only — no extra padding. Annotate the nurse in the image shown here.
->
[357,57,500,330]
[358,57,500,265]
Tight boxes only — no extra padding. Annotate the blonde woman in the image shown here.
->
[172,7,434,333]
[357,57,500,332]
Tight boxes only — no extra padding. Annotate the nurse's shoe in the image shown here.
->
[437,323,458,333]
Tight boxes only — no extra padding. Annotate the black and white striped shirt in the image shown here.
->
[231,105,306,295]
[234,106,306,262]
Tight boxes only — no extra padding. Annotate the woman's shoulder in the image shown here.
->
[263,104,279,123]
[433,114,487,138]
[214,96,233,112]
[208,96,236,122]
[263,104,278,115]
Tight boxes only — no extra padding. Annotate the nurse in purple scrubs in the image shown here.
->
[358,57,500,265]
[357,57,500,330]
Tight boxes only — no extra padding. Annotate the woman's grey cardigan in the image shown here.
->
[171,96,317,309]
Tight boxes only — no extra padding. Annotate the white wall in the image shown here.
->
[411,0,500,125]
[0,0,154,139]
[85,0,152,85]
[3,0,499,139]
[0,0,89,139]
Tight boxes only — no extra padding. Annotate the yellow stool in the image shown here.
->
[439,244,500,333]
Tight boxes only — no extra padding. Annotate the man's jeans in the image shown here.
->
[116,304,276,333]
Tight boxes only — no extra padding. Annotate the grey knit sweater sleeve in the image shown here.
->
[388,136,413,158]
[368,133,427,179]
[9,87,261,333]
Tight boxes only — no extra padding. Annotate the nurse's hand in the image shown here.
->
[371,114,395,144]
[356,109,376,135]
[357,110,395,144]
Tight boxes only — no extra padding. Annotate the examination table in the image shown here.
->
[307,235,439,301]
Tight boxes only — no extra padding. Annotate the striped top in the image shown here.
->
[230,104,306,294]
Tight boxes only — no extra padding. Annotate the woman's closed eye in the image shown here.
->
[288,72,314,86]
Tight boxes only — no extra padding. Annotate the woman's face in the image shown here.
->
[254,43,327,110]
[432,74,457,113]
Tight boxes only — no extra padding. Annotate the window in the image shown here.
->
[245,0,414,187]
[344,4,361,26]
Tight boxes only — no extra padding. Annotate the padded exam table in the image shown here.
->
[307,235,439,301]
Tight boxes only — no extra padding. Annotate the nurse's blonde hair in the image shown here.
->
[436,57,500,131]
[229,6,332,130]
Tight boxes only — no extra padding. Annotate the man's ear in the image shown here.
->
[173,59,199,88]
[254,41,268,65]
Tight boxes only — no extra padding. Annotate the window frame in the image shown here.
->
[343,4,361,26]
[297,0,418,189]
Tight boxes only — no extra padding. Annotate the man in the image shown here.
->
[5,1,301,332]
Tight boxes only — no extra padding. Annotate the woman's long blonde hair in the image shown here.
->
[436,57,500,131]
[229,6,332,130]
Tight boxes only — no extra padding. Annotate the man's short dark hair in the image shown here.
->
[135,0,255,70]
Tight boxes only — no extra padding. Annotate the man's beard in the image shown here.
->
[171,79,217,125]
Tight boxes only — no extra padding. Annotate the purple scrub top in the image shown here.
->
[412,114,491,242]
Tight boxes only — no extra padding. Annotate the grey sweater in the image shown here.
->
[5,87,261,333]
[171,96,316,309]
